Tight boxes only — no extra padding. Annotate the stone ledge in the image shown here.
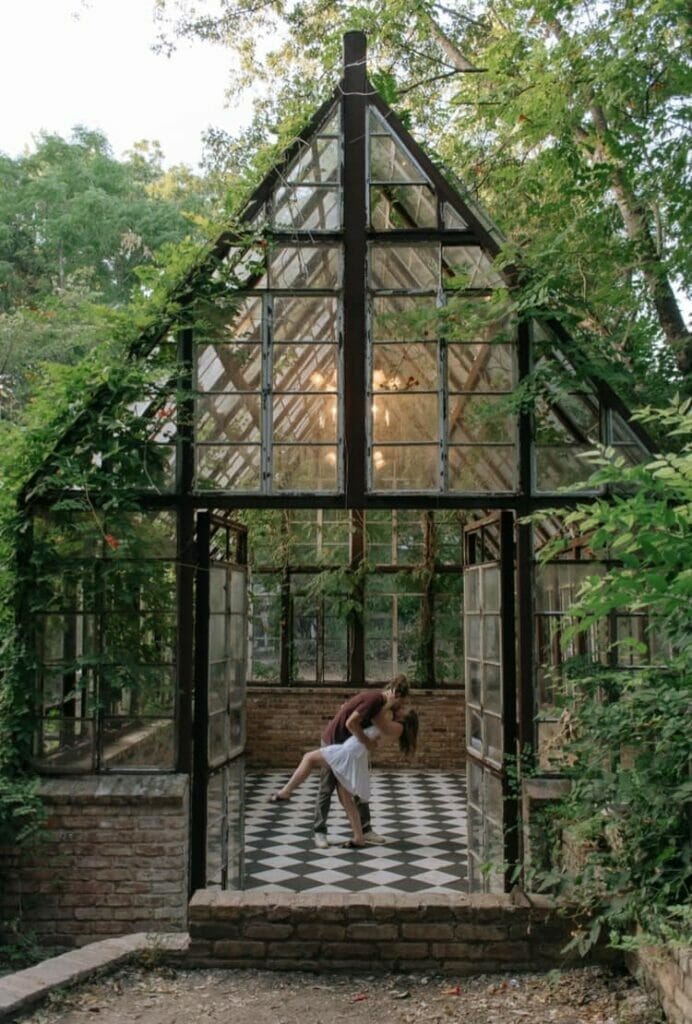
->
[38,776,189,804]
[0,933,188,1022]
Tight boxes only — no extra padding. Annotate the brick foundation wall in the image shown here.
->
[626,945,692,1024]
[245,687,465,770]
[187,890,618,973]
[0,775,189,949]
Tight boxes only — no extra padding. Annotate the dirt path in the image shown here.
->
[14,964,661,1024]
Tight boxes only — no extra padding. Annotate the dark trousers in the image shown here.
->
[313,765,371,835]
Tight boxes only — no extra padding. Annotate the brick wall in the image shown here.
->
[0,775,189,949]
[187,890,618,974]
[245,687,465,770]
[627,944,692,1024]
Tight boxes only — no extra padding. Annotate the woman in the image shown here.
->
[269,707,419,848]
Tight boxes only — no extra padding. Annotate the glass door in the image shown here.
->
[191,512,248,892]
[464,511,517,892]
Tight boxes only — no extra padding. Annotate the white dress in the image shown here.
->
[322,725,379,802]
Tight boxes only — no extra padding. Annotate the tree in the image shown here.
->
[0,128,211,412]
[154,0,690,390]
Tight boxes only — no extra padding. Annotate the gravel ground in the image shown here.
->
[14,963,662,1024]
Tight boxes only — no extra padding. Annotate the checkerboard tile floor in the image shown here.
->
[243,770,468,894]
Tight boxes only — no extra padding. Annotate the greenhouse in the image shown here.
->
[17,32,655,901]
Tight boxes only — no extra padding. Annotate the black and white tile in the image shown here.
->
[243,770,468,894]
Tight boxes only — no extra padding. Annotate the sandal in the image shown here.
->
[340,839,366,849]
[269,792,291,803]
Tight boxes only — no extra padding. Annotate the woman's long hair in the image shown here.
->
[398,709,419,756]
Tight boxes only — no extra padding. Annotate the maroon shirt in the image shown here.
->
[322,690,386,746]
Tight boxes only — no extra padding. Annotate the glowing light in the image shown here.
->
[373,449,385,468]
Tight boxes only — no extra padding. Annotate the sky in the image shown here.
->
[0,0,245,168]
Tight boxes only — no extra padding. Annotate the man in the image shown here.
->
[313,674,410,848]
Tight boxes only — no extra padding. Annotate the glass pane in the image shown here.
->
[102,665,176,717]
[482,566,500,612]
[195,445,261,491]
[371,445,438,490]
[372,394,438,442]
[535,445,593,492]
[443,296,514,344]
[197,393,261,443]
[228,606,244,655]
[433,574,464,683]
[209,612,227,659]
[273,395,337,443]
[443,246,503,289]
[364,593,394,680]
[372,343,438,391]
[483,614,501,660]
[448,396,515,444]
[365,510,394,565]
[369,244,438,291]
[273,344,338,392]
[209,711,230,763]
[372,295,437,341]
[293,594,318,682]
[443,202,468,229]
[465,568,479,612]
[100,563,176,612]
[534,396,599,444]
[229,707,245,754]
[137,443,176,493]
[210,566,227,615]
[468,660,481,705]
[468,708,482,755]
[448,343,514,391]
[370,185,437,229]
[33,718,95,771]
[224,296,262,341]
[395,510,425,564]
[250,575,281,682]
[273,296,338,342]
[272,186,340,231]
[435,512,463,565]
[485,714,502,766]
[102,614,176,664]
[369,126,427,183]
[102,718,175,770]
[323,614,348,682]
[230,569,246,614]
[484,662,501,713]
[448,445,516,492]
[196,343,261,393]
[223,246,267,288]
[209,659,227,714]
[467,614,481,659]
[273,445,338,491]
[285,137,339,183]
[269,246,341,289]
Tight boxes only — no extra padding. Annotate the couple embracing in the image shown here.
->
[270,675,418,849]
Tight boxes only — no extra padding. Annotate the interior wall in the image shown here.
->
[245,687,465,770]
